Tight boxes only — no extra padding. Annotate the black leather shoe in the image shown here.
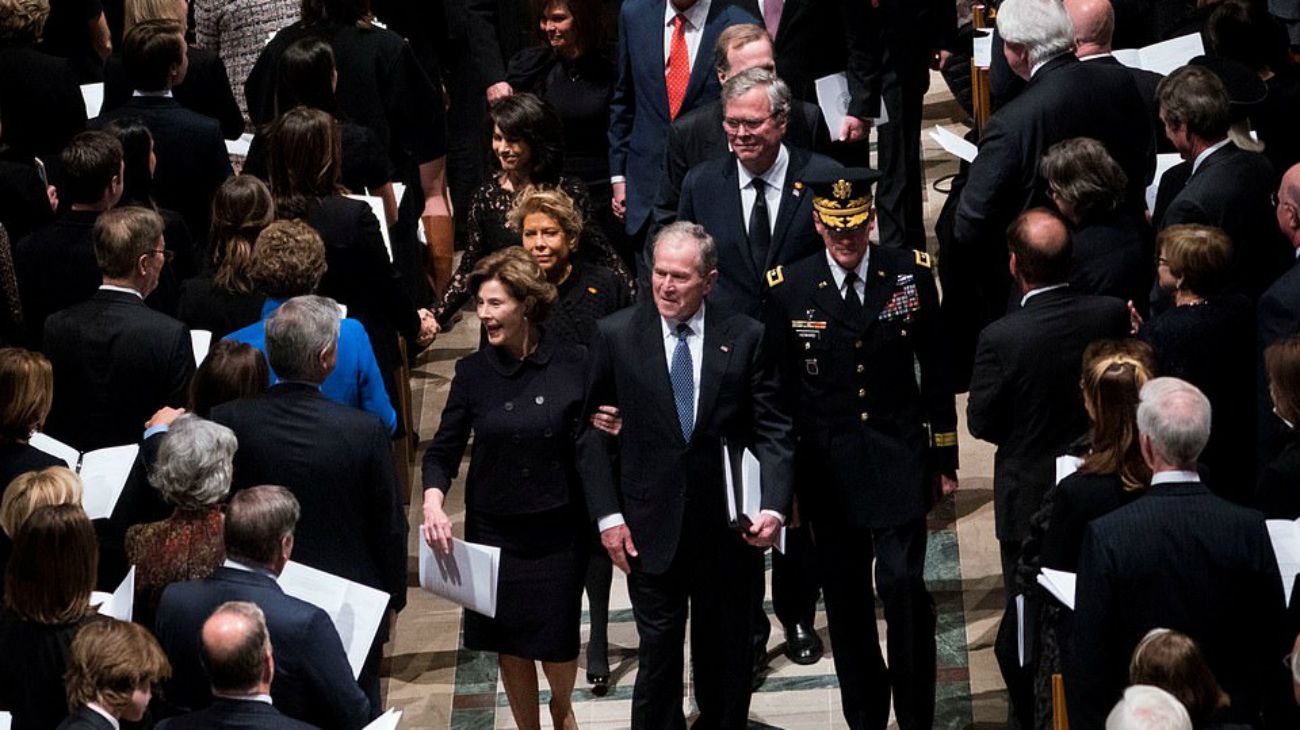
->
[588,672,609,697]
[783,623,823,665]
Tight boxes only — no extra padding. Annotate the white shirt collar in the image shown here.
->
[212,692,274,705]
[132,89,174,98]
[664,0,710,30]
[99,284,144,300]
[824,247,872,294]
[737,144,789,192]
[660,302,707,340]
[1077,51,1112,61]
[1191,138,1231,176]
[1020,282,1068,307]
[1150,470,1201,486]
[87,703,120,730]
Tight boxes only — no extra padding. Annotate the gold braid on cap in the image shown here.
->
[813,179,874,230]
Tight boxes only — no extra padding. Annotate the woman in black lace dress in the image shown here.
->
[434,93,630,327]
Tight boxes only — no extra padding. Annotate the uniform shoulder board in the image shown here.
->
[765,266,785,288]
[913,251,933,269]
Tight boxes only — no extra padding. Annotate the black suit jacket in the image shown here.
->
[42,289,194,451]
[1068,482,1289,729]
[156,698,321,730]
[0,43,87,160]
[676,147,842,318]
[967,287,1131,542]
[1068,210,1153,312]
[578,301,794,574]
[14,209,102,348]
[463,0,533,87]
[102,48,244,139]
[652,99,832,236]
[954,55,1154,256]
[210,384,407,614]
[55,706,116,730]
[1157,142,1292,297]
[93,97,232,240]
[156,566,370,729]
[1085,55,1166,152]
[733,0,847,102]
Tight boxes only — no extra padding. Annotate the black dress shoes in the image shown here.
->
[783,622,823,665]
[588,672,609,697]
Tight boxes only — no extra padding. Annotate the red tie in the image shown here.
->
[666,13,689,119]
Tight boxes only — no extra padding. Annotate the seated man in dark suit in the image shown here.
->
[93,19,231,241]
[42,206,195,451]
[156,486,371,730]
[652,23,833,234]
[1155,64,1292,296]
[157,601,320,730]
[210,295,406,711]
[14,131,124,348]
[1067,377,1289,729]
[967,209,1130,588]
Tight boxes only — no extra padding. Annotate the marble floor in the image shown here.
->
[379,72,1012,729]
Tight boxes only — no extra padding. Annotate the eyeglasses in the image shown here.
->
[144,248,175,263]
[722,114,775,133]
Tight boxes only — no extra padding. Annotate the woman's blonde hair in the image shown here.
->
[0,348,53,444]
[507,187,584,248]
[1159,224,1234,298]
[1078,339,1157,490]
[0,0,49,42]
[123,0,185,38]
[0,466,83,538]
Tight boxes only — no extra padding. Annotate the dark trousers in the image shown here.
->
[751,525,821,650]
[875,42,932,252]
[814,516,936,730]
[626,508,759,730]
[585,541,613,676]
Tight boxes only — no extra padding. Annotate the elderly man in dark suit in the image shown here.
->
[157,602,321,730]
[948,0,1152,383]
[1067,377,1290,730]
[1155,64,1293,297]
[93,19,231,242]
[210,295,406,711]
[579,222,794,729]
[607,0,757,247]
[41,206,194,451]
[1065,0,1165,147]
[14,131,125,348]
[156,486,371,730]
[967,209,1130,588]
[1259,163,1300,462]
[764,169,959,730]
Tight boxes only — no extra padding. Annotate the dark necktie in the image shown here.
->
[844,271,864,318]
[749,178,771,271]
[670,323,694,440]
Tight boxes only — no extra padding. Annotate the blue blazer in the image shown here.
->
[155,566,370,730]
[226,298,396,433]
[608,0,757,233]
[678,147,843,319]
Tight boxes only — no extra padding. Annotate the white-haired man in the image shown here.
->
[1104,685,1192,730]
[1067,378,1289,729]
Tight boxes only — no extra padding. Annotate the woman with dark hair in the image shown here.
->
[435,93,630,326]
[176,176,272,338]
[188,339,269,417]
[265,106,436,420]
[103,115,200,317]
[1259,335,1300,518]
[423,247,587,729]
[243,35,395,220]
[1040,137,1151,312]
[0,504,103,730]
[0,348,60,491]
[1135,224,1256,501]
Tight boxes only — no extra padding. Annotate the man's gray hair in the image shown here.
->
[265,295,340,382]
[721,67,792,123]
[148,414,237,508]
[650,222,719,277]
[998,0,1076,67]
[1136,377,1212,468]
[1104,685,1193,730]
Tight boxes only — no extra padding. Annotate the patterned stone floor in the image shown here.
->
[377,72,1013,729]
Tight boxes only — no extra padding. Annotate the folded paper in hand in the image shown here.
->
[29,432,137,520]
[929,126,978,164]
[815,72,888,141]
[721,441,786,553]
[1036,568,1076,611]
[1267,518,1300,605]
[345,194,394,262]
[90,565,135,621]
[363,708,402,730]
[278,561,388,679]
[1111,33,1205,76]
[418,537,501,617]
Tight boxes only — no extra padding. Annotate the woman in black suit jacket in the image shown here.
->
[422,248,588,730]
[1260,335,1300,519]
[0,348,61,492]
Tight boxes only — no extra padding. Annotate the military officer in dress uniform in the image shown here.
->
[763,169,959,730]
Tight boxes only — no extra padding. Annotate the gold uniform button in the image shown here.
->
[858,388,866,398]
[859,412,870,422]
[856,364,864,373]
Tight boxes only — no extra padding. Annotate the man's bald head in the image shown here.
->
[200,601,272,694]
[1064,0,1115,55]
[1008,208,1073,289]
[1279,163,1300,247]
